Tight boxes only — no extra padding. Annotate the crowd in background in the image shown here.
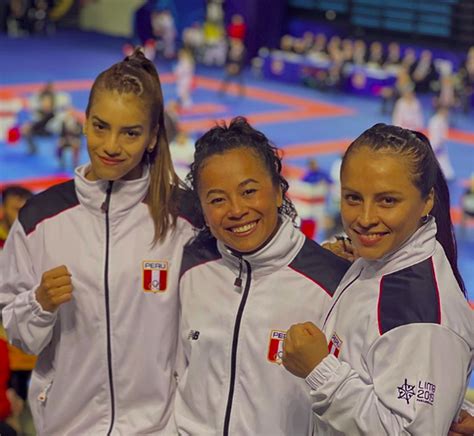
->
[0,4,474,433]
[1,0,54,37]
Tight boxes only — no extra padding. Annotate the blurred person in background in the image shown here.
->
[297,158,333,240]
[175,48,195,109]
[26,0,52,36]
[380,67,414,115]
[169,130,195,183]
[392,86,424,130]
[0,186,33,249]
[460,173,474,237]
[401,48,418,79]
[428,106,455,182]
[152,9,176,59]
[219,37,246,97]
[5,0,28,37]
[383,42,402,73]
[21,82,56,155]
[366,41,384,69]
[458,47,474,114]
[226,13,246,43]
[0,186,34,435]
[411,49,437,94]
[0,328,24,436]
[56,106,82,170]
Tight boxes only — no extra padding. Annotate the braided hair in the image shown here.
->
[342,123,466,296]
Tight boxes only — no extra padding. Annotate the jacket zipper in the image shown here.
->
[102,182,116,436]
[223,258,252,436]
[322,268,363,330]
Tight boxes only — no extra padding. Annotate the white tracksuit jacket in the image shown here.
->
[174,217,350,435]
[306,218,474,435]
[0,165,194,435]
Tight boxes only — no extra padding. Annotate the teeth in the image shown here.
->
[362,233,384,239]
[230,222,257,234]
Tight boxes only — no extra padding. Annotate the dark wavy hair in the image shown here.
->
[186,116,297,239]
[342,123,466,296]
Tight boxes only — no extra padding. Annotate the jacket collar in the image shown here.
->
[357,217,437,278]
[216,215,305,278]
[74,164,150,217]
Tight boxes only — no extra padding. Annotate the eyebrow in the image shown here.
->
[92,116,143,130]
[342,186,403,196]
[239,178,259,187]
[205,179,260,198]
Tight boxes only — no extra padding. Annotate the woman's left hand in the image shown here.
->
[282,322,329,378]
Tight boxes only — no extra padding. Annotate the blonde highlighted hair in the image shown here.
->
[86,48,182,243]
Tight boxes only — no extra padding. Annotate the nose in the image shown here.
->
[357,202,379,228]
[227,196,247,219]
[103,132,121,156]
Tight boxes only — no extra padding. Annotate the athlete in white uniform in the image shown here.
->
[0,49,195,435]
[173,117,349,435]
[283,123,473,435]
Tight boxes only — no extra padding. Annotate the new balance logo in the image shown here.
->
[187,330,200,340]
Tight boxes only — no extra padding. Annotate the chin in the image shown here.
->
[225,239,261,254]
[358,246,389,261]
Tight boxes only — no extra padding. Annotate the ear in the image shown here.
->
[276,185,283,209]
[422,188,435,217]
[148,127,159,152]
[147,135,159,153]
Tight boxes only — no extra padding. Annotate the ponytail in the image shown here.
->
[342,124,467,297]
[86,47,183,244]
[147,110,182,244]
[431,166,467,296]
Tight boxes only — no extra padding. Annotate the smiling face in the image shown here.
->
[197,147,283,253]
[84,89,157,181]
[340,147,434,260]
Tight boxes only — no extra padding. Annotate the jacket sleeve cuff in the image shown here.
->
[29,290,57,321]
[305,354,341,390]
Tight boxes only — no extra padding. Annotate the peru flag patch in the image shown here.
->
[267,330,286,364]
[143,261,168,293]
[328,331,342,358]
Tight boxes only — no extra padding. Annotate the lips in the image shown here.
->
[99,156,124,166]
[227,220,258,236]
[353,230,388,247]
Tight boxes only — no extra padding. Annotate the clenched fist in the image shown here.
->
[35,265,73,313]
[282,322,329,379]
[449,409,474,436]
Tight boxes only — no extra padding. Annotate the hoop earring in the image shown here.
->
[421,215,430,224]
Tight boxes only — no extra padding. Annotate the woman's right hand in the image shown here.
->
[449,409,474,436]
[35,265,73,313]
[322,237,359,263]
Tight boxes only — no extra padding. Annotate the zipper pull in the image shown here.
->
[37,381,53,403]
[234,256,243,288]
[101,181,113,213]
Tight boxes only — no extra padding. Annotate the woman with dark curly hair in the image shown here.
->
[173,117,349,435]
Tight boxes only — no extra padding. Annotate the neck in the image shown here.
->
[0,219,10,234]
[226,216,283,257]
